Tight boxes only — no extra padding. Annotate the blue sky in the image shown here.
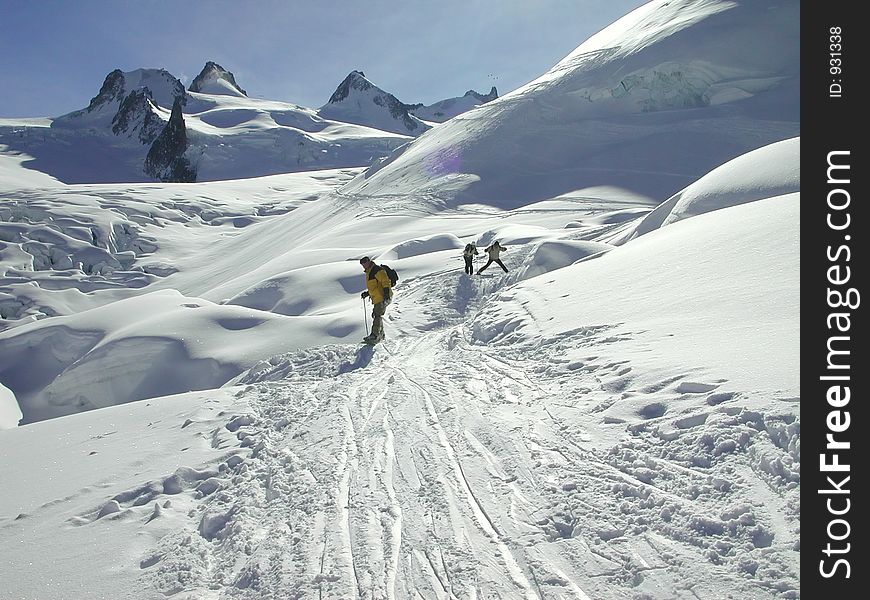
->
[0,0,643,117]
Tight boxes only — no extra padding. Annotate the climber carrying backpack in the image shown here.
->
[463,243,479,275]
[359,256,396,344]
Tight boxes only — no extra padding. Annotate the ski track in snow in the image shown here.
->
[54,259,801,600]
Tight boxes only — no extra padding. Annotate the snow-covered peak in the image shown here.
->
[120,69,188,109]
[319,70,430,136]
[54,68,186,127]
[188,61,247,97]
[325,70,372,104]
[411,86,498,123]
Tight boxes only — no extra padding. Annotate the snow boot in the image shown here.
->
[362,331,385,345]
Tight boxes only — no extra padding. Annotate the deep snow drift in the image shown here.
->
[1,1,799,598]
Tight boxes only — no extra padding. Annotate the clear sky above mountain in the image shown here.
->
[0,0,643,117]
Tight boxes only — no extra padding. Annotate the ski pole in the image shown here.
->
[363,296,369,336]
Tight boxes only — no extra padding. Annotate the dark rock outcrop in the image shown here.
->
[144,97,196,182]
[85,69,127,113]
[467,86,498,103]
[112,89,164,144]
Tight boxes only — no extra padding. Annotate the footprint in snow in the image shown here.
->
[675,381,720,394]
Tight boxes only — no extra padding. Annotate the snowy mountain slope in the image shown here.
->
[0,386,254,600]
[0,289,364,424]
[342,0,799,209]
[318,71,431,137]
[1,171,646,428]
[410,86,498,123]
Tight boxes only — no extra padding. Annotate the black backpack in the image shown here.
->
[380,264,399,286]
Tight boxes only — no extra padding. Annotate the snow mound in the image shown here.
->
[0,381,20,429]
[377,233,463,261]
[515,239,614,281]
[226,261,366,320]
[620,137,799,241]
[0,290,354,424]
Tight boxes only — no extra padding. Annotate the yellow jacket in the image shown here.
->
[365,264,392,304]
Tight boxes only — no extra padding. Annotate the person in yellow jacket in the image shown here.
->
[359,256,392,344]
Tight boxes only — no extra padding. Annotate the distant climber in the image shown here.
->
[477,241,508,274]
[463,243,479,275]
[359,256,393,344]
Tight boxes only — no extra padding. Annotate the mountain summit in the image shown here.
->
[188,61,247,97]
[59,69,187,122]
[318,70,430,136]
[53,68,187,134]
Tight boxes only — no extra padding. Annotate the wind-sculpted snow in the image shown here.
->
[0,169,355,334]
[0,194,160,329]
[470,194,798,395]
[226,261,368,318]
[2,206,798,594]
